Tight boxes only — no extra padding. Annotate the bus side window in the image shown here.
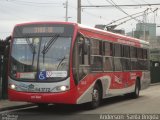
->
[114,44,123,71]
[90,39,103,71]
[103,41,113,71]
[78,37,90,65]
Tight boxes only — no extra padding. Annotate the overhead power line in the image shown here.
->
[81,3,160,8]
[107,9,149,26]
[105,8,158,30]
[117,8,158,26]
[6,0,60,5]
[67,4,109,22]
[105,0,141,23]
[105,0,131,16]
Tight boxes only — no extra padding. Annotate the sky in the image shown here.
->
[1,0,160,39]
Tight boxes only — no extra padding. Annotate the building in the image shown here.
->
[136,23,156,41]
[127,23,156,41]
[126,22,159,61]
[150,36,160,61]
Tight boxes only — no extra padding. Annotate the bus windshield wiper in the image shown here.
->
[41,34,59,54]
[57,56,67,70]
[26,38,36,66]
[41,34,59,63]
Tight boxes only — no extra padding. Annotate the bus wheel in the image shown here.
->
[130,79,140,98]
[88,83,102,109]
[37,103,48,108]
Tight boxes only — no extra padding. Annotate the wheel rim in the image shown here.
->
[93,89,99,102]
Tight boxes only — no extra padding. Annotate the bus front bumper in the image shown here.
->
[8,89,77,104]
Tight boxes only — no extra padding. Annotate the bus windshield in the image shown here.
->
[10,36,72,81]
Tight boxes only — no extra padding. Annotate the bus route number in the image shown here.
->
[35,88,51,92]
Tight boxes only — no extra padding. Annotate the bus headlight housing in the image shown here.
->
[55,85,69,92]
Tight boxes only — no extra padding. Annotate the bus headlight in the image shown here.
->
[55,85,69,92]
[10,84,16,90]
[60,86,67,91]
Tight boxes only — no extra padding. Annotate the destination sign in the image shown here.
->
[13,24,74,37]
[22,26,64,34]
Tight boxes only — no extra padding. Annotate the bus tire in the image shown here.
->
[88,83,102,109]
[129,79,140,98]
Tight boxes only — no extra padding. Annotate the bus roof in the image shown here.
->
[78,24,149,46]
[14,21,149,47]
[14,21,77,27]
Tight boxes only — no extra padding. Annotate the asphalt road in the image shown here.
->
[0,84,160,120]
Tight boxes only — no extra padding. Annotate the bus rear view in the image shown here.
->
[8,22,78,106]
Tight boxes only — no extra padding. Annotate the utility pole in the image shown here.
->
[77,0,81,23]
[64,0,69,22]
[153,8,158,23]
[143,10,147,41]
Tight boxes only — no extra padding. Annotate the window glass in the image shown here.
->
[114,44,122,57]
[10,36,71,81]
[103,42,113,56]
[114,58,122,71]
[104,57,113,71]
[130,47,137,58]
[123,45,130,58]
[78,37,84,65]
[131,59,138,70]
[137,48,143,59]
[91,56,103,71]
[39,37,71,71]
[78,37,90,80]
[143,49,148,59]
[121,58,131,70]
[91,39,102,55]
[79,66,90,80]
[78,37,90,65]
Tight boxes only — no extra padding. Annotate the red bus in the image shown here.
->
[8,22,150,109]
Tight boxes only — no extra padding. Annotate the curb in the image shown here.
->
[150,82,160,86]
[0,104,35,112]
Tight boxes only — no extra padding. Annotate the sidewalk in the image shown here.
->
[150,82,160,86]
[0,100,34,112]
